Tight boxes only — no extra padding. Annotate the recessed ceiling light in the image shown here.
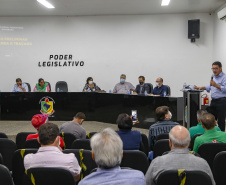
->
[161,0,170,6]
[37,0,55,9]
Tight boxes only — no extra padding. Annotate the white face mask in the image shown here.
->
[156,83,159,87]
[169,111,172,119]
[89,81,93,85]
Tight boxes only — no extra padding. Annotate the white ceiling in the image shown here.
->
[0,0,226,16]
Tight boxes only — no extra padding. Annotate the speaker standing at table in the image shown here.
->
[195,61,226,132]
[11,78,28,92]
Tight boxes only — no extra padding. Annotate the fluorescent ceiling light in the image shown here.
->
[161,0,170,6]
[37,0,55,9]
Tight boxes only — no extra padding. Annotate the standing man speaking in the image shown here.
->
[195,61,226,131]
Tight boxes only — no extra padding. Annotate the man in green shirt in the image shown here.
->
[193,113,226,152]
[189,110,221,140]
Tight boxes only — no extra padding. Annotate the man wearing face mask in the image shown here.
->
[113,74,135,94]
[151,77,168,96]
[148,106,179,150]
[11,78,28,92]
[135,76,150,95]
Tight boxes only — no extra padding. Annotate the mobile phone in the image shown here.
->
[132,110,137,122]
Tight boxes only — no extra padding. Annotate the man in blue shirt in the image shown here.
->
[78,128,145,185]
[151,77,168,96]
[195,61,226,131]
[11,78,28,92]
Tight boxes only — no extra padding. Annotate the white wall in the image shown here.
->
[213,9,226,66]
[0,13,214,96]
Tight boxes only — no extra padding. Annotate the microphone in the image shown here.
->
[211,74,214,80]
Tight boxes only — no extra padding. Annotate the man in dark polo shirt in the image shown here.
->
[195,61,226,131]
[60,112,86,139]
[151,77,168,97]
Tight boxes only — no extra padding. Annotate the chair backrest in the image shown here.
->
[0,138,17,171]
[156,170,212,185]
[86,132,97,139]
[146,83,153,93]
[197,143,226,171]
[24,139,41,149]
[24,82,31,92]
[164,85,171,96]
[63,149,97,179]
[45,81,51,92]
[12,149,38,185]
[55,81,68,92]
[71,139,91,150]
[141,133,149,156]
[60,132,77,149]
[0,132,8,138]
[0,164,14,185]
[156,133,169,141]
[189,133,203,150]
[213,151,226,185]
[16,132,36,149]
[153,139,170,158]
[121,150,149,174]
[26,167,76,185]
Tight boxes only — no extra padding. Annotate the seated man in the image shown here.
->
[116,113,142,150]
[135,76,150,95]
[60,112,86,139]
[189,110,221,140]
[113,74,135,94]
[148,106,179,150]
[151,77,168,96]
[24,123,81,182]
[11,78,28,92]
[193,113,226,152]
[145,125,215,185]
[78,128,145,185]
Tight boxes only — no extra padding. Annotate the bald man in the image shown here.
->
[151,77,168,97]
[145,125,215,185]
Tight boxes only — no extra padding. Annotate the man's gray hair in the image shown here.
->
[91,128,123,168]
[197,110,207,121]
[169,128,190,148]
[120,74,126,78]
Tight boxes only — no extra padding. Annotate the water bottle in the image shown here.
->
[88,88,91,92]
[163,91,166,97]
[127,90,130,95]
[109,90,112,93]
[35,89,37,92]
[57,88,60,92]
[183,82,187,89]
[144,90,147,96]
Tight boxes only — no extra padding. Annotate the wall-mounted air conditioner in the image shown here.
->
[217,7,226,20]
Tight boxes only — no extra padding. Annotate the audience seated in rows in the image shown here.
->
[60,112,86,139]
[189,110,221,140]
[193,113,226,152]
[145,125,215,185]
[116,113,142,150]
[78,128,145,185]
[148,106,179,150]
[113,74,135,94]
[24,123,81,182]
[33,78,50,92]
[26,114,64,149]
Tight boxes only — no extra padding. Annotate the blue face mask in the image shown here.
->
[120,78,125,83]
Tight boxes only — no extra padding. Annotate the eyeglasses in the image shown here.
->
[211,68,219,70]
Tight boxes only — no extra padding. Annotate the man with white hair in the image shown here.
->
[145,125,215,185]
[113,74,135,94]
[78,128,145,185]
